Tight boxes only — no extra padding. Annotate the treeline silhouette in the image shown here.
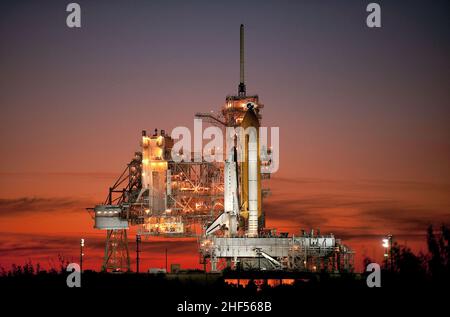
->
[1,225,449,291]
[363,224,449,288]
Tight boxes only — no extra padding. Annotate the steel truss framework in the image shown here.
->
[199,236,354,273]
[89,24,354,274]
[102,229,130,272]
[94,153,225,271]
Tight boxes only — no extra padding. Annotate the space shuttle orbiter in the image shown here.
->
[205,146,240,236]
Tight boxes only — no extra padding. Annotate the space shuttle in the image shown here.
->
[205,146,240,236]
[205,24,262,238]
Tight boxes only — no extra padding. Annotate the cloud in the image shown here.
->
[0,232,197,256]
[139,238,197,256]
[0,231,198,269]
[265,197,329,228]
[356,205,450,233]
[0,197,95,217]
[1,177,449,270]
[0,172,118,180]
[0,232,93,269]
[264,188,450,241]
[0,232,78,254]
[270,176,450,193]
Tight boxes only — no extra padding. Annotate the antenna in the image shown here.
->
[238,24,246,97]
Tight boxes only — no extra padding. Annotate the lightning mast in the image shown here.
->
[238,24,246,97]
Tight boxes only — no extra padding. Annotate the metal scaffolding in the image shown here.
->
[88,24,354,274]
[199,233,354,273]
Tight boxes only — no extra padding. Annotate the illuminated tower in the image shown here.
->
[221,25,265,234]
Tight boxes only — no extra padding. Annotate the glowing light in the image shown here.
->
[282,279,295,285]
[382,238,389,248]
[157,136,163,146]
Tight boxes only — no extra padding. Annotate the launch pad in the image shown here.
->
[200,232,353,272]
[88,25,354,273]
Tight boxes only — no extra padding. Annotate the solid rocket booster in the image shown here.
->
[240,107,261,237]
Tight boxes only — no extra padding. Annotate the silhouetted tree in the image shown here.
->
[426,224,450,283]
[394,244,425,277]
[363,256,374,269]
[246,279,257,293]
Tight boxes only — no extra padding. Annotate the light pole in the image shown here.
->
[382,238,389,268]
[382,235,392,270]
[80,238,85,273]
[136,234,141,273]
[165,248,168,273]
